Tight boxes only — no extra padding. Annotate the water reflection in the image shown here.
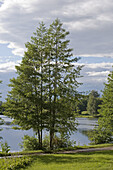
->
[0,115,98,152]
[0,115,34,152]
[70,117,98,146]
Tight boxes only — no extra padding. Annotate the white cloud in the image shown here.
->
[85,62,113,69]
[0,0,113,98]
[87,70,110,77]
[64,19,98,31]
[78,53,113,58]
[78,61,113,91]
[0,60,20,72]
[73,62,113,70]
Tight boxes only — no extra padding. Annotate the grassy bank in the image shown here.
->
[0,143,113,157]
[77,113,100,118]
[0,144,113,169]
[1,150,113,170]
[22,150,113,170]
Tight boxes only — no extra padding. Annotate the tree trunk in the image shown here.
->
[40,129,42,148]
[38,129,41,148]
[50,129,54,149]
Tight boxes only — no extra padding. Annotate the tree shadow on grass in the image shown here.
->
[35,155,90,164]
[33,152,113,166]
[71,150,113,156]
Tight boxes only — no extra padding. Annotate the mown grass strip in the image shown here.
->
[1,149,113,170]
[22,150,113,170]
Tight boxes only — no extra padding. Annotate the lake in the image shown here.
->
[0,115,98,152]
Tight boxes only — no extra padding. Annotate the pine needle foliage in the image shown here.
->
[3,19,82,149]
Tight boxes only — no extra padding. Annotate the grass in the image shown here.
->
[0,143,112,157]
[49,143,113,152]
[0,146,113,169]
[76,112,100,118]
[20,150,113,170]
[76,143,113,149]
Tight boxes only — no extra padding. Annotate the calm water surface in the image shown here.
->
[0,115,98,152]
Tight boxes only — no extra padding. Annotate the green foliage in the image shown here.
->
[53,136,75,149]
[87,90,101,115]
[75,94,88,114]
[20,134,75,151]
[0,81,2,113]
[20,135,40,151]
[1,141,10,153]
[0,156,33,170]
[42,134,74,150]
[89,127,113,144]
[89,71,113,144]
[42,135,50,149]
[19,151,113,170]
[3,19,82,149]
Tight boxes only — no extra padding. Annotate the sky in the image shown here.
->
[0,0,113,101]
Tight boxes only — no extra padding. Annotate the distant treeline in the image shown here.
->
[75,90,102,116]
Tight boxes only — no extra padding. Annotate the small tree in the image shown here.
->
[75,93,89,114]
[87,90,101,115]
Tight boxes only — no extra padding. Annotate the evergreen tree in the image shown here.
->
[0,81,2,113]
[4,19,82,149]
[46,19,82,148]
[4,23,48,148]
[89,71,113,144]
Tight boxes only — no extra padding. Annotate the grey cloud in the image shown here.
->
[0,0,113,56]
[0,0,113,99]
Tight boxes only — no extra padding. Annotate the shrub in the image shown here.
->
[20,135,40,151]
[88,128,113,144]
[20,134,75,151]
[43,134,75,150]
[42,135,50,149]
[1,141,10,153]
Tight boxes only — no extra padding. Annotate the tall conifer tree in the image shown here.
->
[47,19,82,148]
[4,19,82,149]
[4,23,48,148]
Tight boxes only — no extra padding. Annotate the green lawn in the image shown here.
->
[22,150,113,170]
[0,150,113,170]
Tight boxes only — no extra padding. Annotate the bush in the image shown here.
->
[20,134,75,151]
[88,128,113,144]
[0,156,33,170]
[20,135,40,151]
[53,135,73,149]
[42,135,50,149]
[43,134,75,150]
[1,141,10,153]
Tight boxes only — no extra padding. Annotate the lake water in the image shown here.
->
[0,115,98,152]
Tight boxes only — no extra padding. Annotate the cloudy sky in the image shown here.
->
[0,0,113,101]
